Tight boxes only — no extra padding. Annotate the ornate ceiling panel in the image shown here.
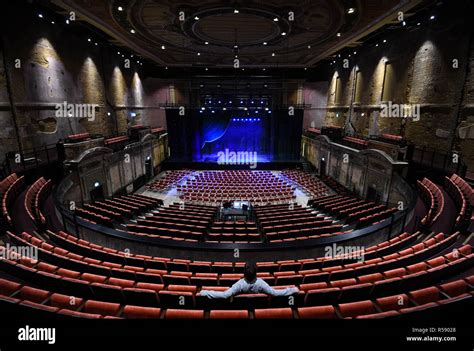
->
[52,0,424,68]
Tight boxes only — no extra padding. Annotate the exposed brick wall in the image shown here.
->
[324,7,474,170]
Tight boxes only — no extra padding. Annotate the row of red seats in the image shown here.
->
[104,135,129,146]
[67,133,91,141]
[343,136,369,147]
[2,174,25,226]
[1,237,471,309]
[417,178,445,226]
[381,133,403,142]
[45,230,423,274]
[24,177,52,226]
[1,275,471,318]
[16,230,455,283]
[0,173,19,199]
[445,176,471,228]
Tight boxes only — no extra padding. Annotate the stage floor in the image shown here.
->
[196,153,273,164]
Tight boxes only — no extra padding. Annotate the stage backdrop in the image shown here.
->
[166,109,303,163]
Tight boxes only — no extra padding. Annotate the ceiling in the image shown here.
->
[51,0,426,68]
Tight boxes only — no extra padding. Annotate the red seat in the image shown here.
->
[123,305,162,319]
[408,287,440,305]
[84,300,121,316]
[210,310,249,319]
[254,308,293,319]
[297,305,336,319]
[17,286,50,303]
[338,300,376,318]
[375,294,410,311]
[49,293,83,311]
[164,309,204,319]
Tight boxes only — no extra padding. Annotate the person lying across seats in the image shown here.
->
[200,262,299,299]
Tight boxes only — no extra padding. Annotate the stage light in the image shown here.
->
[251,101,254,104]
[201,107,205,110]
[347,8,355,14]
[430,15,435,20]
[194,16,199,20]
[268,110,272,114]
[234,9,239,14]
[117,6,123,11]
[265,107,269,111]
[229,100,232,104]
[38,14,43,18]
[383,39,387,43]
[337,32,341,37]
[218,100,222,104]
[205,41,209,45]
[273,17,278,22]
[263,42,267,45]
[161,45,166,50]
[130,29,136,34]
[88,38,91,42]
[199,110,203,114]
[255,111,259,114]
[240,100,244,104]
[94,182,100,188]
[66,19,70,24]
[261,101,264,104]
[223,107,227,111]
[402,21,406,26]
[281,32,287,36]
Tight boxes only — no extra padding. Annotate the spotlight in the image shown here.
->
[347,8,355,14]
[51,21,55,24]
[376,43,379,47]
[273,17,278,22]
[161,45,166,50]
[223,107,227,111]
[336,32,341,37]
[402,21,406,26]
[65,19,70,24]
[281,32,287,36]
[197,52,201,56]
[272,53,275,57]
[38,14,43,18]
[201,107,205,110]
[417,22,421,26]
[205,42,209,45]
[307,45,311,49]
[383,39,387,43]
[117,6,123,11]
[130,29,135,34]
[354,51,357,55]
[234,9,239,14]
[265,107,269,111]
[430,15,435,20]
[107,112,111,116]
[194,16,199,20]
[94,182,100,188]
[263,42,267,45]
[87,38,91,42]
[234,45,238,48]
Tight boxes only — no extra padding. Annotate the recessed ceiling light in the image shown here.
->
[273,17,278,22]
[38,14,43,18]
[165,67,168,70]
[205,68,208,71]
[65,19,70,24]
[117,6,123,11]
[197,52,201,56]
[130,29,135,34]
[263,68,266,71]
[417,22,421,26]
[376,43,379,47]
[234,45,238,48]
[383,39,387,43]
[161,45,166,50]
[263,42,267,45]
[347,8,355,14]
[402,21,406,26]
[307,45,311,49]
[194,16,199,20]
[205,42,209,45]
[281,32,287,36]
[234,9,239,14]
[336,32,341,37]
[94,42,98,46]
[51,21,55,24]
[354,51,357,54]
[272,53,275,56]
[87,38,91,42]
[117,51,120,55]
[430,15,435,20]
